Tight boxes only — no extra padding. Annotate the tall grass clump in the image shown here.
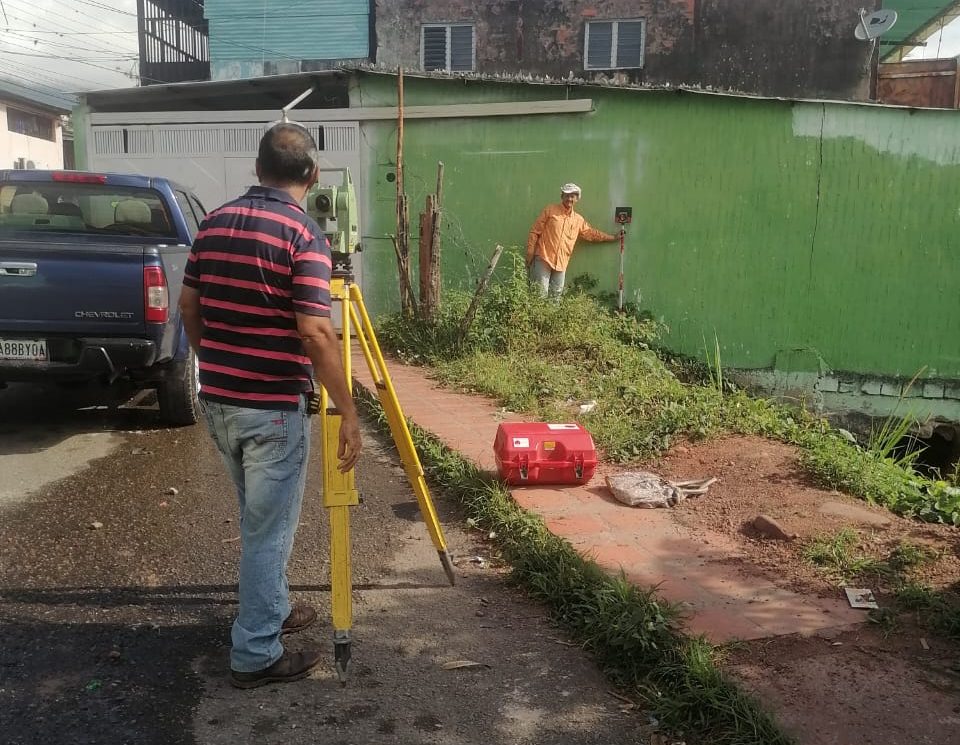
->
[377,258,960,525]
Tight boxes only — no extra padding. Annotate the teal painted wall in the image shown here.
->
[353,73,960,384]
[205,0,368,77]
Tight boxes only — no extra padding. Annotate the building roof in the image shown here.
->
[83,71,350,113]
[0,79,75,114]
[881,1,960,61]
[80,64,937,117]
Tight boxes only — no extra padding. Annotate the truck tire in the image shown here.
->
[158,349,200,426]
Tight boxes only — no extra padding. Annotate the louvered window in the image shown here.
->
[585,20,645,70]
[421,24,475,72]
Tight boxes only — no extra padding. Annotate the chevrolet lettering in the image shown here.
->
[74,311,135,319]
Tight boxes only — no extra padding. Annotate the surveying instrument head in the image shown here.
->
[306,168,360,279]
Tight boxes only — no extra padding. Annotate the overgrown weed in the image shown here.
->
[377,261,959,525]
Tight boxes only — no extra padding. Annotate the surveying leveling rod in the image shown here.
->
[614,207,632,312]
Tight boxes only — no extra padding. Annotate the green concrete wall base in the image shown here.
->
[731,369,960,434]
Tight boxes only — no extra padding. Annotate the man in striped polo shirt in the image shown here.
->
[179,123,361,689]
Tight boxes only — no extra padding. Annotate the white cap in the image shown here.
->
[560,182,581,195]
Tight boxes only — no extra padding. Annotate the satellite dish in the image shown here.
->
[855,9,898,41]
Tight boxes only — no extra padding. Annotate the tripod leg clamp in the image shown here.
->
[333,630,352,686]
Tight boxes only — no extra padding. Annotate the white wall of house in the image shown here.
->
[0,100,64,171]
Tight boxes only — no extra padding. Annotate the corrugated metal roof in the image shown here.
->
[0,78,75,113]
[881,1,960,59]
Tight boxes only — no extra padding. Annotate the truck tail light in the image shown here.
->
[143,266,169,323]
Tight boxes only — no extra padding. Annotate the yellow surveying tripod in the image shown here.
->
[308,169,455,684]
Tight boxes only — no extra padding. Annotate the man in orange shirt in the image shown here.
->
[526,183,618,296]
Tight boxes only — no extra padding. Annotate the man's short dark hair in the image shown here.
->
[257,123,318,186]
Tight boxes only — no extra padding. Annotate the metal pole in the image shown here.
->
[618,228,625,312]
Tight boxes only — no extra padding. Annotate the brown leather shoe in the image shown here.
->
[230,649,322,689]
[281,603,317,635]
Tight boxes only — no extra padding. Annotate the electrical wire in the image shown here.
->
[0,3,140,86]
[4,29,134,56]
[1,55,109,91]
[6,0,366,89]
[57,0,138,19]
[0,49,137,61]
[0,72,76,103]
[35,0,134,35]
[0,28,136,35]
[6,0,133,38]
[1,34,136,60]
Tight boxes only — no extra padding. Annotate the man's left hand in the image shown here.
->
[337,413,363,473]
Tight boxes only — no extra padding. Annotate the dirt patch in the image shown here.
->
[649,435,960,598]
[644,435,960,745]
[727,626,960,745]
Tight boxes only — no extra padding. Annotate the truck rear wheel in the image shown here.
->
[157,350,199,426]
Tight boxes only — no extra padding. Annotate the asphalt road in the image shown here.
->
[0,383,647,745]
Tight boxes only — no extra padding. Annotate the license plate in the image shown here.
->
[0,338,48,361]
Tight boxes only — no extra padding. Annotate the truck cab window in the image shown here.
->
[0,182,175,238]
[174,191,199,238]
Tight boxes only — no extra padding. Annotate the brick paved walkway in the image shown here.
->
[353,355,864,642]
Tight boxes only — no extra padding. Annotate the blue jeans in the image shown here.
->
[201,399,311,672]
[528,255,566,296]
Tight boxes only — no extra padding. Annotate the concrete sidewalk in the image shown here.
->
[353,357,863,642]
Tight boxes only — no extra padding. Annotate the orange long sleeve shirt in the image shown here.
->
[526,204,615,272]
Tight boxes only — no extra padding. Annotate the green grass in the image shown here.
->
[377,260,959,525]
[802,529,882,583]
[357,388,792,745]
[802,531,938,586]
[895,583,960,640]
[801,529,957,639]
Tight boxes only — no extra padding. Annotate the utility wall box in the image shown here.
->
[494,423,598,486]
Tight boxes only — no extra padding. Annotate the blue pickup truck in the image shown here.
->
[0,169,206,425]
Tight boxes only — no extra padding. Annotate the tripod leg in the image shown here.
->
[320,285,360,685]
[348,284,456,586]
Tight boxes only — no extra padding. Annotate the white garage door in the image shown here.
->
[87,118,361,214]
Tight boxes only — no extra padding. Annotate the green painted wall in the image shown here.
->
[353,72,960,384]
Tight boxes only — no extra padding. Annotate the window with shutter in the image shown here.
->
[585,19,645,70]
[586,22,613,70]
[421,24,476,72]
[422,26,448,71]
[450,25,474,71]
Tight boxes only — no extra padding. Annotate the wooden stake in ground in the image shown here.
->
[394,66,417,316]
[458,244,504,343]
[418,161,444,321]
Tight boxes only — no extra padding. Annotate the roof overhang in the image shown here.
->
[881,1,960,61]
[0,82,73,115]
[82,70,350,113]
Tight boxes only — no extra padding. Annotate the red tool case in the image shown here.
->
[494,422,598,486]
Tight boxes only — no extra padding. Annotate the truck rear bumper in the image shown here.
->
[0,337,158,382]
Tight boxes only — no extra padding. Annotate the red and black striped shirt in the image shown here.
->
[183,186,332,411]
